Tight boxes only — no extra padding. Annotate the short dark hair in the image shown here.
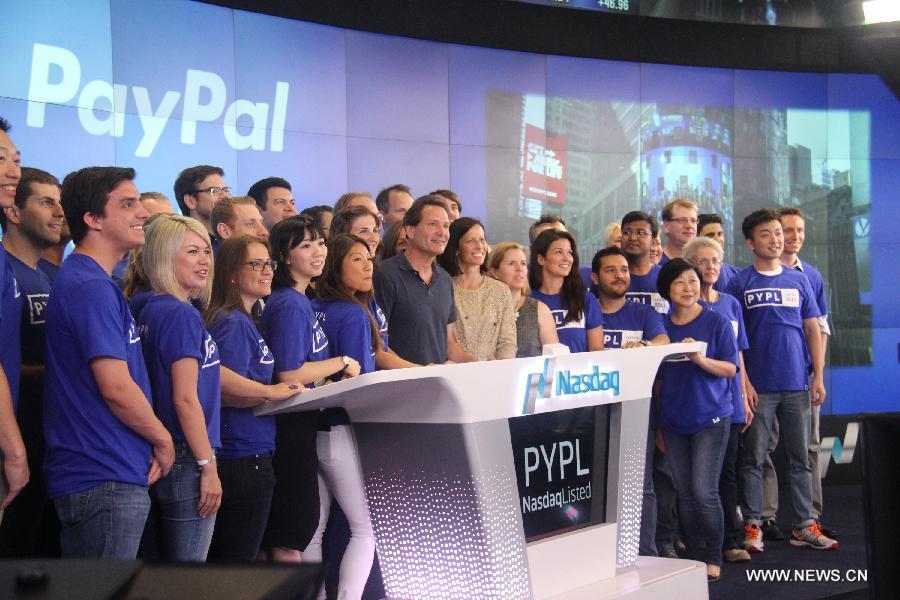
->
[431,189,461,213]
[268,214,323,289]
[741,208,780,240]
[591,246,629,274]
[173,165,224,216]
[247,177,291,211]
[62,167,136,245]
[657,258,702,303]
[698,213,723,234]
[375,184,412,213]
[0,117,10,132]
[381,220,405,261]
[437,217,485,277]
[1,167,60,231]
[621,210,659,238]
[528,214,567,243]
[529,229,585,324]
[299,205,334,237]
[403,194,449,227]
[778,207,804,219]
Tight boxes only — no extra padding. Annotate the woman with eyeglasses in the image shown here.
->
[437,217,516,361]
[655,258,740,582]
[301,234,387,599]
[684,237,754,565]
[203,235,303,562]
[487,241,559,358]
[528,229,604,353]
[260,215,361,563]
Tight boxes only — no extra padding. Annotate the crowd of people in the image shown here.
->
[0,115,835,593]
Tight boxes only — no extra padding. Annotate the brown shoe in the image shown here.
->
[724,548,751,563]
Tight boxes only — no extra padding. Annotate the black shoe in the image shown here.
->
[659,545,679,559]
[818,523,839,539]
[762,519,786,541]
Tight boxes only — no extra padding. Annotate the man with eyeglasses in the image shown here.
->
[698,213,741,291]
[660,199,698,266]
[620,211,668,315]
[173,165,231,251]
[248,177,297,231]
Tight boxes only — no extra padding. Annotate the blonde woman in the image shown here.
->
[488,242,558,358]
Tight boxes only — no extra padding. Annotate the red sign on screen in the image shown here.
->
[521,124,567,205]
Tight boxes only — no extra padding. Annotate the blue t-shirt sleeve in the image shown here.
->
[711,313,740,368]
[642,306,666,340]
[210,315,253,378]
[267,300,312,373]
[330,307,373,369]
[798,274,821,320]
[157,307,204,369]
[69,280,131,362]
[734,300,750,352]
[584,292,604,330]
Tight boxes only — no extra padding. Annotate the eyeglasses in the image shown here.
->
[694,257,721,267]
[244,259,278,272]
[622,228,650,238]
[668,217,698,226]
[193,186,232,196]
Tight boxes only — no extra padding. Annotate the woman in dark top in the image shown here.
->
[488,241,558,357]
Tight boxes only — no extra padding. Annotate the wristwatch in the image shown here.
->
[639,340,651,347]
[341,355,352,371]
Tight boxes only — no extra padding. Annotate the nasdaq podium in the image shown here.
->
[257,344,708,599]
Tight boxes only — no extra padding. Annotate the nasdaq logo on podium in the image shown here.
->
[521,357,619,415]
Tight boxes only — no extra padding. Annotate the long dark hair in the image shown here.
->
[437,216,485,277]
[317,234,383,353]
[206,235,270,326]
[529,229,585,323]
[269,214,323,290]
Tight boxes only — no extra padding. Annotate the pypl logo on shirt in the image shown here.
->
[744,288,800,309]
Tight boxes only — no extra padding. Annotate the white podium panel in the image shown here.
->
[258,344,708,599]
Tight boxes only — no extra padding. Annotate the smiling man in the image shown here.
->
[211,195,269,244]
[0,167,63,555]
[248,177,297,231]
[44,166,174,559]
[174,165,230,248]
[0,118,30,519]
[374,195,472,365]
[660,199,698,265]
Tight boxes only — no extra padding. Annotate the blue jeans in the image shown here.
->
[54,481,150,559]
[639,421,657,556]
[663,418,730,566]
[150,446,216,562]
[741,391,814,530]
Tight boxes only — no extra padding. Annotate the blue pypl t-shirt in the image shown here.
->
[208,309,275,460]
[794,259,829,316]
[0,246,23,408]
[314,299,377,376]
[714,261,741,294]
[8,254,52,366]
[43,253,152,498]
[626,264,669,314]
[261,286,331,380]
[529,289,604,354]
[660,307,739,435]
[139,294,221,448]
[369,297,389,350]
[700,293,749,424]
[600,300,666,349]
[724,266,820,394]
[128,289,153,323]
[38,258,60,283]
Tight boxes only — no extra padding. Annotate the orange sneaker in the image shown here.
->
[742,522,764,553]
[790,522,839,550]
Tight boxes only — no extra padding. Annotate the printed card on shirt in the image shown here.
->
[744,287,800,309]
[625,292,669,314]
[604,329,643,349]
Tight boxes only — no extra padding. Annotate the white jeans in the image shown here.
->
[301,425,375,600]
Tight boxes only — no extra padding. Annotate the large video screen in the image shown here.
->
[2,0,898,415]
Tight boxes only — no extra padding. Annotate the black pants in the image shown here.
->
[263,411,321,551]
[719,422,744,550]
[208,453,276,562]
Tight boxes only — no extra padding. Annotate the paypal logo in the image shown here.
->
[521,358,619,415]
[26,43,290,158]
[744,287,800,309]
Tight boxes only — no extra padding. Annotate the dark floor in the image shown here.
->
[709,484,868,600]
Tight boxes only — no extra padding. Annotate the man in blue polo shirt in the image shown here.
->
[592,245,668,556]
[621,211,669,315]
[0,118,29,514]
[44,166,174,559]
[374,195,472,365]
[756,207,836,542]
[726,208,836,552]
[0,167,63,555]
